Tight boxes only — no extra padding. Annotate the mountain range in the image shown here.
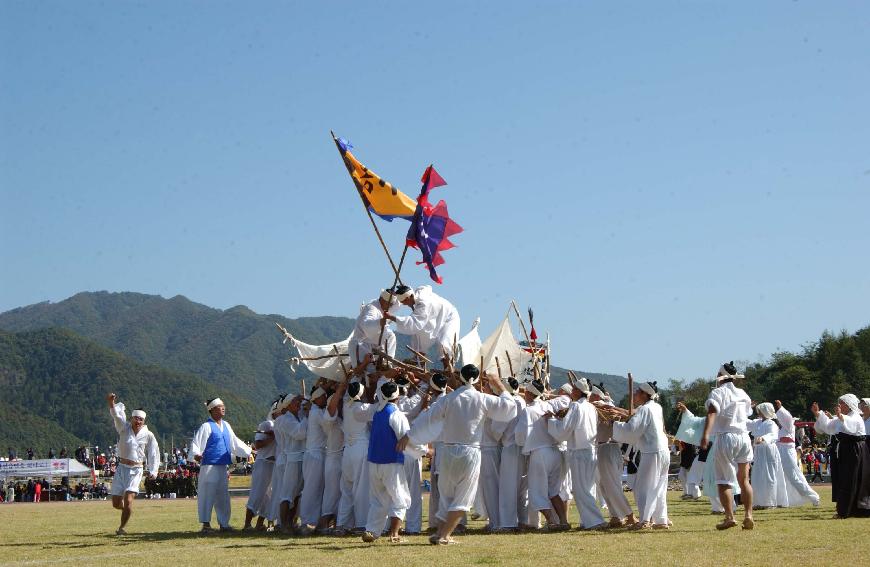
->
[0,291,627,452]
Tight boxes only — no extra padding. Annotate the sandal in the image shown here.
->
[389,535,407,544]
[742,518,755,530]
[715,519,738,530]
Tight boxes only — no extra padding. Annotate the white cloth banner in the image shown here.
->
[287,333,352,382]
[0,458,91,478]
[458,317,482,367]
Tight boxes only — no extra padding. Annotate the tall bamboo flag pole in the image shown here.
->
[331,131,404,283]
[510,301,545,384]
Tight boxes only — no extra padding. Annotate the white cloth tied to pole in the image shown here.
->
[458,317,482,366]
[286,332,352,382]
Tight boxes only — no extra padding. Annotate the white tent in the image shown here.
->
[0,458,93,480]
[477,316,532,379]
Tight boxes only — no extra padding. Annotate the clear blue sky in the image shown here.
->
[2,2,868,383]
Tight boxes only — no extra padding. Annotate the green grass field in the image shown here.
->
[0,486,865,567]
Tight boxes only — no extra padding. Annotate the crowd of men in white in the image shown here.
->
[106,286,870,542]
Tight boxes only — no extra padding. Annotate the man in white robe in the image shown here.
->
[106,393,160,535]
[349,290,399,368]
[515,379,571,530]
[320,388,344,533]
[547,379,608,530]
[336,381,376,533]
[610,381,670,530]
[400,364,516,545]
[191,398,252,532]
[699,362,754,530]
[362,382,412,543]
[244,409,277,531]
[491,377,528,531]
[395,376,426,534]
[298,387,329,533]
[590,385,636,527]
[383,285,460,365]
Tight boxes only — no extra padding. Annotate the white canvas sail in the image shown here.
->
[478,315,532,379]
[285,332,352,382]
[458,317,482,366]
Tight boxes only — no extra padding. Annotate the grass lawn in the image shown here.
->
[0,486,865,566]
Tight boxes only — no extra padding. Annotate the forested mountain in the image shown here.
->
[0,291,353,403]
[0,328,262,454]
[661,327,870,432]
[0,291,627,406]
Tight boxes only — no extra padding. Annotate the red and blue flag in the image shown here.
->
[405,165,463,284]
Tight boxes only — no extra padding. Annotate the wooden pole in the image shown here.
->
[505,350,515,376]
[331,131,404,283]
[495,356,503,379]
[334,345,351,382]
[627,372,634,415]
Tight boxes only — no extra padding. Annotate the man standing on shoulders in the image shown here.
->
[383,285,461,367]
[106,392,160,535]
[191,398,252,533]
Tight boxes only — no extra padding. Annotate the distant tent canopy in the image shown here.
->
[0,458,93,479]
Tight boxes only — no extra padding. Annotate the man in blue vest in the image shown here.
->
[362,382,411,544]
[191,398,252,533]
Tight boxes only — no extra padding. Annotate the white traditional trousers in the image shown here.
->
[365,462,410,535]
[596,444,632,519]
[198,464,231,527]
[337,441,370,529]
[634,450,669,524]
[568,448,605,528]
[478,446,500,529]
[299,449,325,526]
[246,459,274,517]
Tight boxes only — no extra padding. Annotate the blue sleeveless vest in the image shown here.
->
[202,419,233,465]
[367,404,404,465]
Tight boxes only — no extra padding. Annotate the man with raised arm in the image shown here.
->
[382,285,461,365]
[106,393,159,535]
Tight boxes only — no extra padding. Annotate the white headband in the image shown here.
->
[839,393,860,414]
[380,383,400,401]
[861,397,870,409]
[526,381,545,398]
[379,289,398,304]
[717,365,746,382]
[590,385,606,398]
[131,410,146,419]
[206,398,224,411]
[575,378,591,395]
[311,387,327,401]
[756,402,776,420]
[559,383,573,395]
[348,382,364,401]
[638,382,659,401]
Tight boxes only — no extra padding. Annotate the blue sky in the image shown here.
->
[2,1,868,382]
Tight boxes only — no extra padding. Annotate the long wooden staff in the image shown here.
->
[505,350,515,376]
[627,371,634,415]
[331,131,403,283]
[495,356,503,379]
[334,345,351,382]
